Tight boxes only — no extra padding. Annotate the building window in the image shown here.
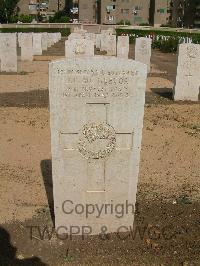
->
[121,9,129,14]
[106,5,115,13]
[107,15,115,21]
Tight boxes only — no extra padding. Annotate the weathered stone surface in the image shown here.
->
[100,34,116,56]
[101,28,115,35]
[117,35,129,59]
[95,34,101,49]
[47,33,54,47]
[33,33,42,55]
[49,57,147,235]
[0,33,17,72]
[65,39,94,58]
[135,37,152,73]
[20,33,33,61]
[84,33,96,44]
[68,33,85,41]
[73,26,87,34]
[174,43,200,101]
[42,33,48,51]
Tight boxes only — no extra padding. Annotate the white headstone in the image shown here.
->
[65,39,94,58]
[117,35,129,59]
[68,33,85,41]
[84,33,96,43]
[33,33,42,55]
[49,57,147,235]
[101,34,116,56]
[73,26,87,34]
[95,34,101,49]
[0,33,17,72]
[20,33,33,61]
[47,33,54,47]
[51,33,60,44]
[42,33,48,51]
[101,28,115,35]
[135,37,152,73]
[174,43,200,101]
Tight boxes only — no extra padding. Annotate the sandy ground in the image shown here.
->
[0,41,199,265]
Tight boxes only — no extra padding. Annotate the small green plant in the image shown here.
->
[152,37,179,53]
[49,11,70,23]
[117,20,131,25]
[116,28,200,53]
[18,14,33,23]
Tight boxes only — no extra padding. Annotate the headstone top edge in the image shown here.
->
[49,57,148,70]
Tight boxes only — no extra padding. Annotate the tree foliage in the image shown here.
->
[49,11,70,23]
[0,0,19,23]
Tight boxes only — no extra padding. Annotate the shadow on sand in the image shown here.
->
[0,226,47,265]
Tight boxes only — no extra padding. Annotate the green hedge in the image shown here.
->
[0,28,71,36]
[116,28,200,41]
[116,28,200,52]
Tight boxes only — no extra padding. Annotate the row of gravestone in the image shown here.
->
[0,32,61,72]
[65,31,152,70]
[65,30,200,101]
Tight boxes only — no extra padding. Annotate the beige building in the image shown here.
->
[17,0,35,15]
[48,0,65,12]
[78,0,97,23]
[78,0,170,26]
[153,0,171,26]
[101,0,151,25]
[17,0,65,15]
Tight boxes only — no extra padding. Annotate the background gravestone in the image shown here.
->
[20,33,33,61]
[49,57,147,235]
[68,33,85,41]
[100,35,116,56]
[135,37,152,73]
[42,33,48,51]
[33,33,42,56]
[65,39,94,58]
[174,43,200,101]
[117,35,129,59]
[0,33,17,72]
[95,34,101,49]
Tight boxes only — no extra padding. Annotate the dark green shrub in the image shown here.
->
[160,24,174,28]
[49,11,70,23]
[139,23,150,26]
[152,39,162,50]
[18,14,33,23]
[117,20,131,25]
[116,28,200,53]
[159,37,179,53]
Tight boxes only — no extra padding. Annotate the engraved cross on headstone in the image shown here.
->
[60,102,134,193]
